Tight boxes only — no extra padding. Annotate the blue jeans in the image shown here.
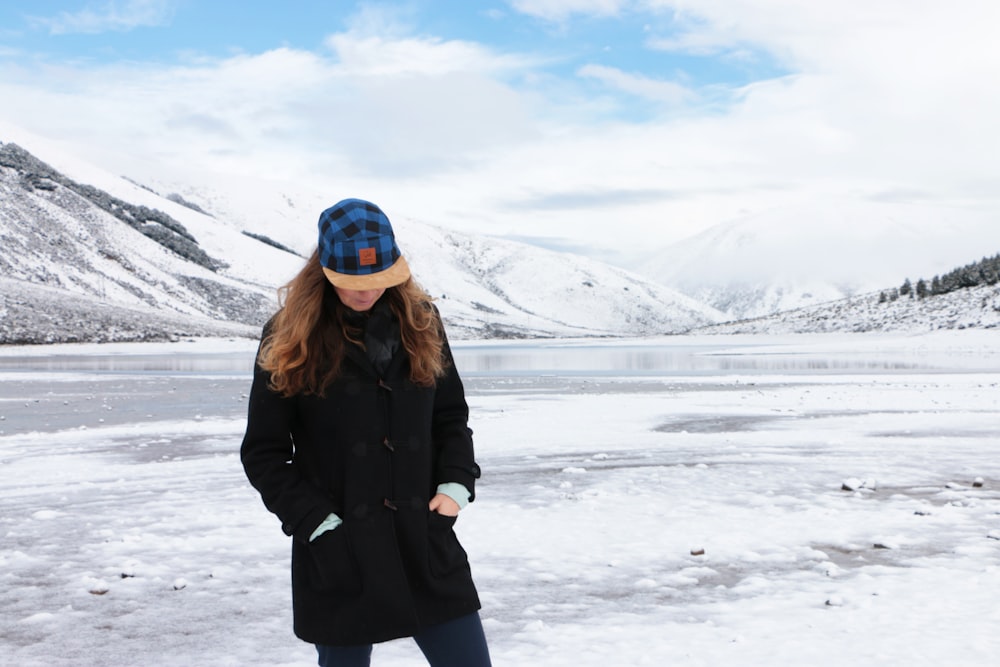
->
[316,612,492,667]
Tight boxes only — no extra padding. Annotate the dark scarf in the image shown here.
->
[342,297,400,376]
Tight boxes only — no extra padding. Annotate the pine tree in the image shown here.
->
[896,251,1000,302]
[980,257,998,285]
[958,265,979,288]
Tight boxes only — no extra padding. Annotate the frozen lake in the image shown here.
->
[1,331,999,666]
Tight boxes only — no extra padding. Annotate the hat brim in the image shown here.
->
[322,256,411,290]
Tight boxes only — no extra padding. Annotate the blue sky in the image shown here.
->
[1,1,998,264]
[0,2,774,78]
[1,1,783,121]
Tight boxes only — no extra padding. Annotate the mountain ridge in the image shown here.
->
[0,128,722,344]
[5,120,997,345]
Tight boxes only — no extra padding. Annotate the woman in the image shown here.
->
[241,198,491,667]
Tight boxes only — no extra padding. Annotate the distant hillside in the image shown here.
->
[886,253,1000,302]
[644,200,1000,320]
[0,278,255,345]
[696,254,1000,335]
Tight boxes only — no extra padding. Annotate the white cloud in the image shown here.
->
[508,0,629,22]
[578,63,695,104]
[3,1,1000,265]
[0,31,539,182]
[28,0,176,35]
[324,33,536,77]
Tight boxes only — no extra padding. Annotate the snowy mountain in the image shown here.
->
[391,222,726,338]
[643,200,1000,320]
[0,144,277,344]
[0,124,723,344]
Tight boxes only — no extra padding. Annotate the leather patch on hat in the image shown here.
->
[358,247,377,266]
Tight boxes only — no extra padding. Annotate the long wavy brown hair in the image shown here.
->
[258,251,446,397]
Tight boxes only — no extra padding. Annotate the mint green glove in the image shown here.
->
[436,482,471,510]
[308,513,343,542]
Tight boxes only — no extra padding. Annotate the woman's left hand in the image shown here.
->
[429,493,460,517]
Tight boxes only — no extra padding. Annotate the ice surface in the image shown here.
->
[1,332,999,666]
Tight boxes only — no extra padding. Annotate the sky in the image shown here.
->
[1,0,999,265]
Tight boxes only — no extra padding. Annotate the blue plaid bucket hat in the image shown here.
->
[317,199,411,289]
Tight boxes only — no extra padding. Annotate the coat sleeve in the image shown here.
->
[431,327,482,501]
[240,341,336,543]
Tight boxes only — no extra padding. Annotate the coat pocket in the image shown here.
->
[427,511,469,578]
[307,526,362,595]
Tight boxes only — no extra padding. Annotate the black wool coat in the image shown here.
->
[240,317,483,646]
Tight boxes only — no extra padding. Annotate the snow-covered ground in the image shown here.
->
[1,332,999,666]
